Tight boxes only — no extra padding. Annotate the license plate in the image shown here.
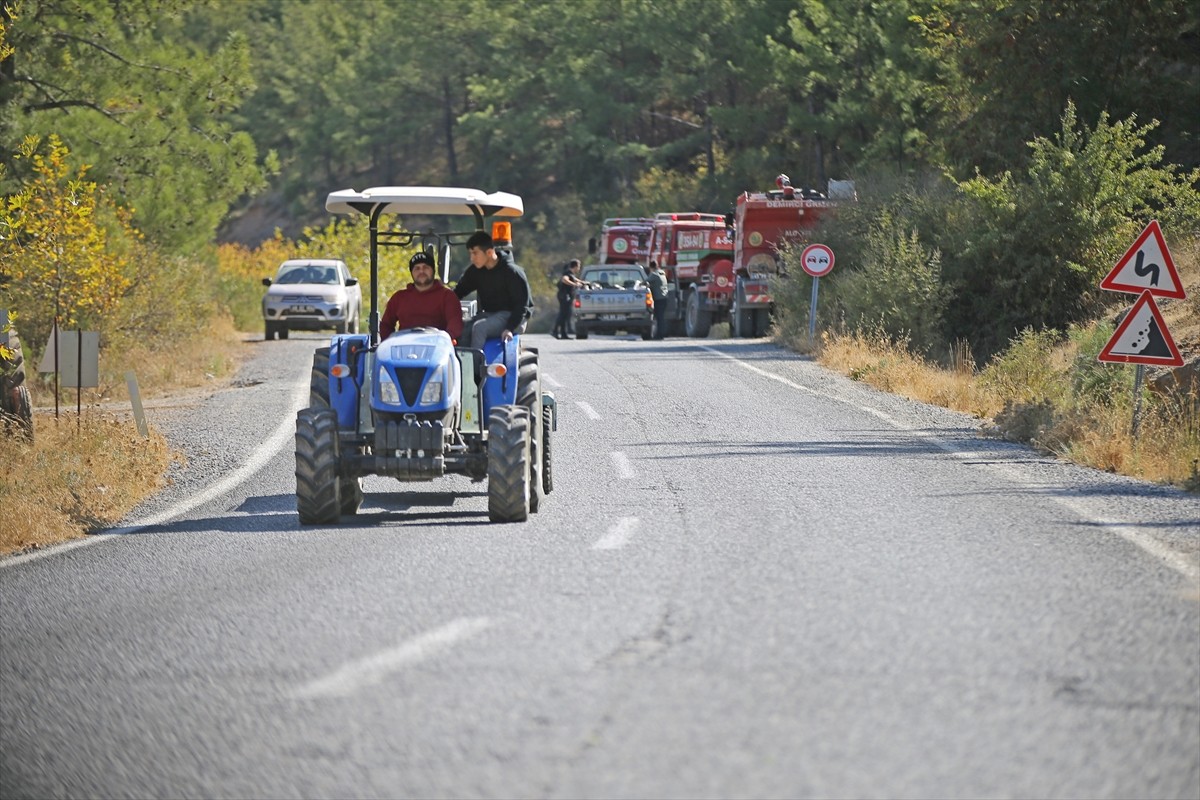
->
[289,305,316,314]
[600,314,625,321]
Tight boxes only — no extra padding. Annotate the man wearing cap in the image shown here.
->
[455,231,534,350]
[379,251,464,341]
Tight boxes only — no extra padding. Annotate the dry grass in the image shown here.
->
[811,328,1003,418]
[0,415,177,555]
[30,313,246,406]
[2,316,248,556]
[803,327,1200,491]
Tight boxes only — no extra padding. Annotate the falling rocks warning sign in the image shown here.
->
[1097,291,1183,367]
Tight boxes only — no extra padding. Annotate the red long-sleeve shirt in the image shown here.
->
[379,281,464,341]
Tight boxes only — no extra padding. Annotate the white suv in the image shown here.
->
[261,259,362,340]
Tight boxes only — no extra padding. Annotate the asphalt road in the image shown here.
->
[2,331,1198,799]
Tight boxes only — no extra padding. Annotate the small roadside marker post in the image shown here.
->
[125,371,149,439]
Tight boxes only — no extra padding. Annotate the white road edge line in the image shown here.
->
[576,400,601,420]
[292,617,492,700]
[594,517,640,550]
[611,451,636,479]
[1,361,313,570]
[700,344,1200,583]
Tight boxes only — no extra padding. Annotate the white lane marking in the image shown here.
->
[594,517,640,550]
[576,400,601,420]
[700,344,1200,583]
[543,373,564,389]
[292,617,491,700]
[611,451,636,479]
[1,360,313,569]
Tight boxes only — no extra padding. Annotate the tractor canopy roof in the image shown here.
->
[326,186,523,220]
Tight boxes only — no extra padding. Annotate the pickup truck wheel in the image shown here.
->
[685,289,713,338]
[279,326,289,340]
[309,346,331,407]
[575,324,589,340]
[487,405,531,523]
[265,322,276,341]
[295,407,341,525]
[641,322,654,341]
[516,350,543,513]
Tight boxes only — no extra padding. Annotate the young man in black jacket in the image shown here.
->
[455,231,534,350]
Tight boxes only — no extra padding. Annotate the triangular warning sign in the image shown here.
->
[1100,220,1185,298]
[1098,291,1183,367]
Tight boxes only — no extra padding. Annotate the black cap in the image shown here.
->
[409,251,434,268]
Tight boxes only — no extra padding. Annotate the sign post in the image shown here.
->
[1097,220,1186,441]
[801,243,836,340]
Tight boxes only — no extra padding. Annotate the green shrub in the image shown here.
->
[978,327,1065,405]
[833,211,949,355]
[1067,322,1134,409]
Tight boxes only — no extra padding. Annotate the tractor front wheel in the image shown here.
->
[296,407,341,525]
[487,405,531,523]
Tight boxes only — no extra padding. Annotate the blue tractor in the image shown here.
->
[295,187,555,524]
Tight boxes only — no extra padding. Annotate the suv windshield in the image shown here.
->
[278,265,338,285]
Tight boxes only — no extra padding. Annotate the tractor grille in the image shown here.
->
[393,367,428,406]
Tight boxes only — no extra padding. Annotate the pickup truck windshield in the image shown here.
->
[582,268,644,288]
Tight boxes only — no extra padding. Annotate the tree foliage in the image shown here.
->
[0,135,132,351]
[0,0,274,253]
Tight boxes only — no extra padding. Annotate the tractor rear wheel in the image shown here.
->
[516,350,543,513]
[296,407,341,524]
[487,405,531,523]
[310,346,331,407]
[540,404,554,495]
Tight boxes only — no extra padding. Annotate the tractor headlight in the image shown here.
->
[420,379,443,405]
[379,372,401,404]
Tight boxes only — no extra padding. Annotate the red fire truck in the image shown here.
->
[726,175,840,338]
[589,175,845,338]
[645,212,734,338]
[591,217,655,265]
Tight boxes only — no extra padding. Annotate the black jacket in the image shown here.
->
[454,250,534,331]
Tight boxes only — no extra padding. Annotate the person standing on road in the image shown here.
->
[454,231,534,350]
[379,251,464,341]
[646,260,670,340]
[552,259,585,339]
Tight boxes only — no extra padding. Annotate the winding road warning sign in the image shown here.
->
[1100,220,1185,298]
[1097,291,1183,367]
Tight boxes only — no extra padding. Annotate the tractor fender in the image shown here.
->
[328,333,370,428]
